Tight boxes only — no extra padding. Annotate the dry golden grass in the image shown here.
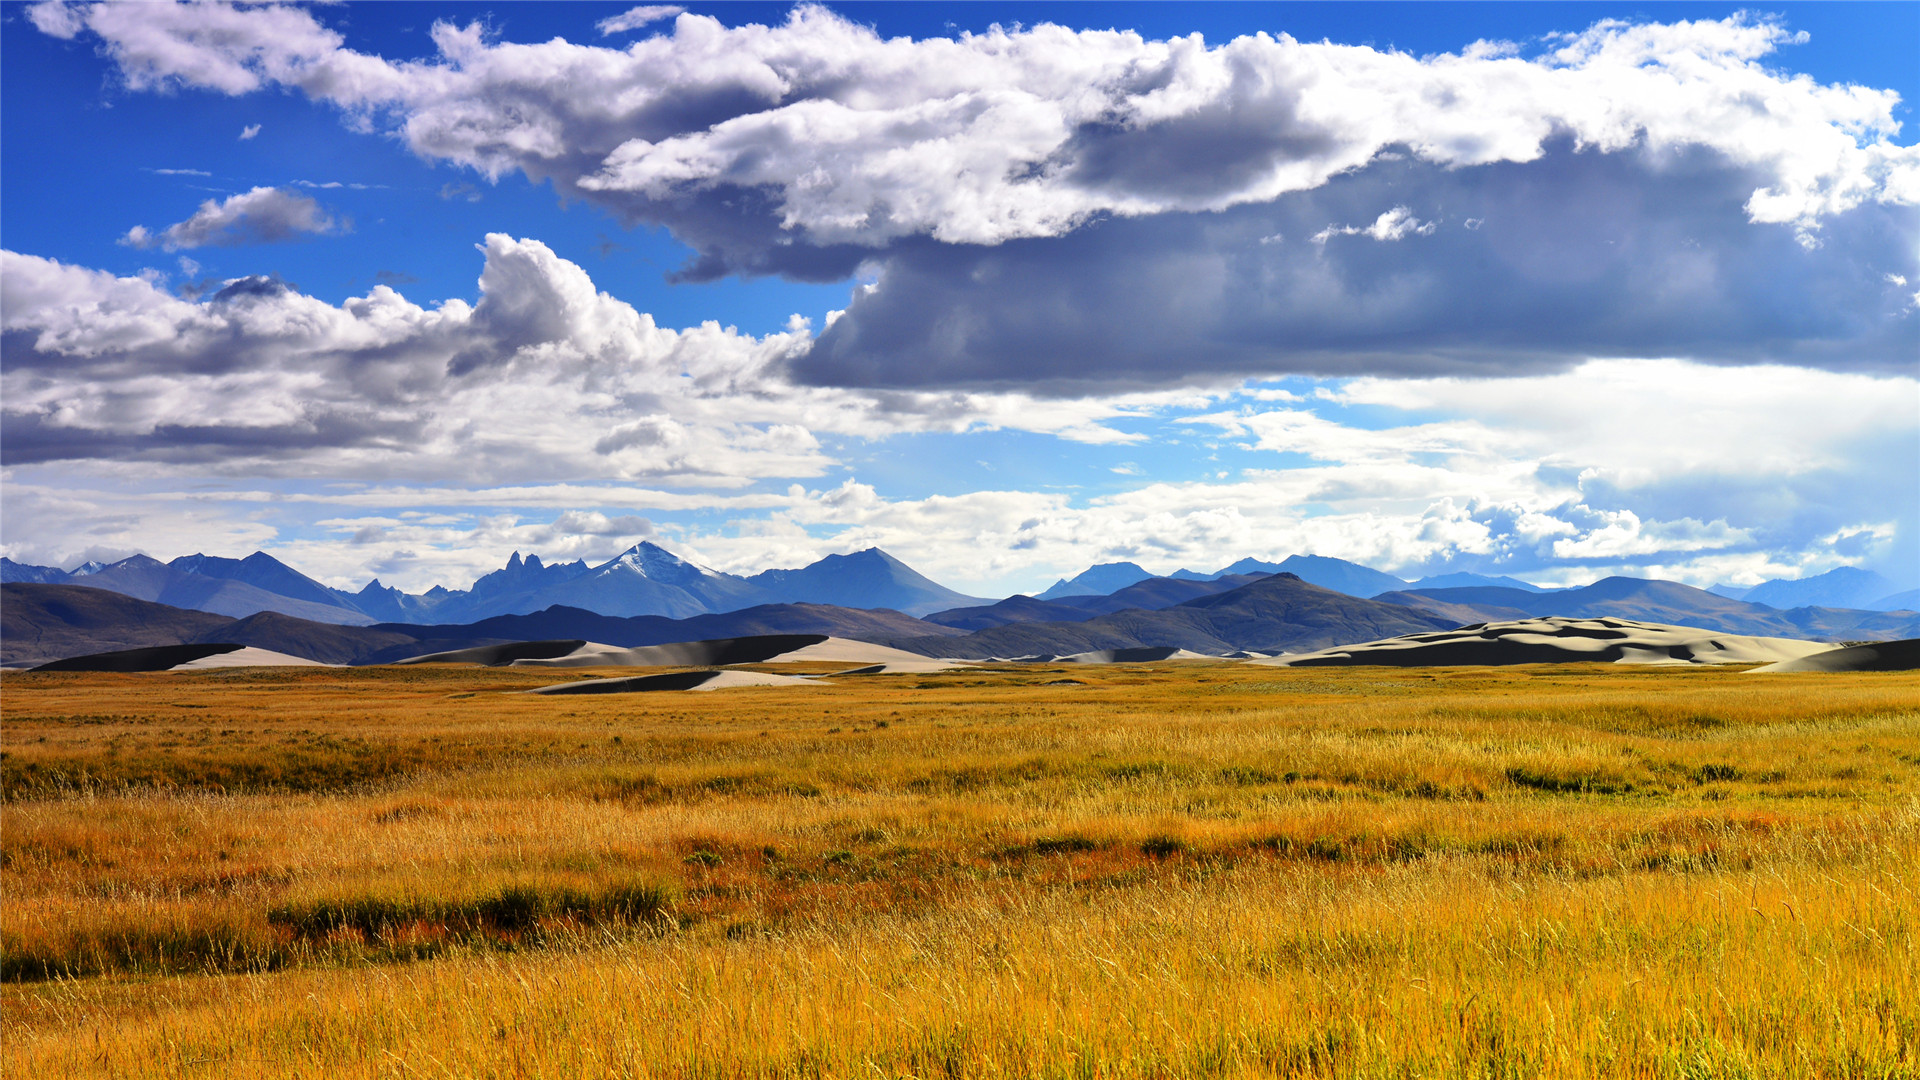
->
[3,661,1916,1077]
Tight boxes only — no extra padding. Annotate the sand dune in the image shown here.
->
[975,646,1218,664]
[431,633,972,692]
[31,641,340,672]
[513,634,968,691]
[170,646,335,669]
[762,638,950,664]
[1747,638,1920,673]
[1058,646,1217,664]
[1253,617,1833,667]
[394,640,591,665]
[32,643,245,672]
[826,660,970,675]
[506,634,832,667]
[526,669,822,695]
[504,635,952,669]
[505,642,679,667]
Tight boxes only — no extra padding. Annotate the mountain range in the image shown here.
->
[1385,578,1920,641]
[11,557,1917,670]
[0,584,960,668]
[5,542,1915,668]
[1,543,984,627]
[1041,555,1559,601]
[1,573,1454,667]
[1705,566,1915,611]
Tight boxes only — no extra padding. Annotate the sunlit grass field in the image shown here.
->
[3,661,1916,1078]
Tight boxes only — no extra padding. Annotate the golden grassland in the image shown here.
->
[2,661,1916,1078]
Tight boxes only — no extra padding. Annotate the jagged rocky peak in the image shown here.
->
[502,551,549,572]
[468,550,591,599]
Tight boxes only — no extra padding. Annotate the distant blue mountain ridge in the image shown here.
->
[0,543,988,626]
[2,546,1913,635]
[1713,566,1904,611]
[1036,562,1156,600]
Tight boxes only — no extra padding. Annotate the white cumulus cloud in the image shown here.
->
[30,3,1916,255]
[1309,205,1438,245]
[0,238,1169,482]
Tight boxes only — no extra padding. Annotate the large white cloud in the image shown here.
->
[31,3,1914,250]
[0,237,1177,479]
[7,346,1907,593]
[794,150,1918,387]
[29,2,1917,384]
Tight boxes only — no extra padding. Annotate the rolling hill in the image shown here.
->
[1,583,239,667]
[894,574,1455,658]
[1383,577,1920,641]
[925,572,1268,630]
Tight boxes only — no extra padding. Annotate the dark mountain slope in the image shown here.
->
[1071,572,1272,615]
[1272,555,1407,598]
[1368,590,1534,626]
[186,612,431,666]
[1568,577,1801,629]
[923,573,1267,630]
[922,595,1098,631]
[1,583,237,666]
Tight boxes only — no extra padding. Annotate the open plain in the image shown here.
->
[3,661,1917,1079]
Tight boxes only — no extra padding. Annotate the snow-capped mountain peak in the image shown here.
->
[598,542,720,586]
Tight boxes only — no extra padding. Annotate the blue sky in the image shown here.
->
[2,1,1915,597]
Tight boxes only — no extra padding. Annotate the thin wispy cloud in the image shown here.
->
[597,5,684,35]
[119,186,342,250]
